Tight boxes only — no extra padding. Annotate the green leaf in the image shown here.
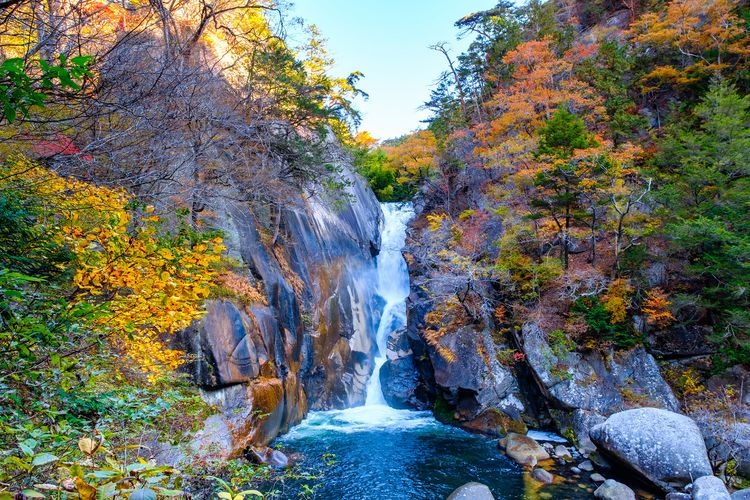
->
[128,488,157,500]
[95,481,116,499]
[126,462,147,473]
[31,453,59,467]
[4,103,16,123]
[19,438,37,456]
[208,476,232,492]
[91,470,120,480]
[237,490,264,499]
[70,463,85,479]
[21,490,45,498]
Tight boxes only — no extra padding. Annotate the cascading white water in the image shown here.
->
[364,202,414,406]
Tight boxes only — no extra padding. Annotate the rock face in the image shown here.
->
[380,271,530,431]
[522,322,680,449]
[691,476,730,500]
[379,328,432,410]
[189,378,287,460]
[446,482,495,500]
[178,155,383,457]
[430,327,522,422]
[589,408,713,491]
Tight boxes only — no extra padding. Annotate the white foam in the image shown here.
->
[283,406,438,439]
[526,430,569,443]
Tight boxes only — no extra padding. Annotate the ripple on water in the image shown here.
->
[273,406,526,500]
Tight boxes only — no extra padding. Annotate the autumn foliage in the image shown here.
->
[642,288,675,329]
[1,156,224,378]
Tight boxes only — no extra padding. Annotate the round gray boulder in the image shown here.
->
[691,475,730,500]
[589,408,712,491]
[446,482,495,500]
[594,479,636,500]
[532,467,554,484]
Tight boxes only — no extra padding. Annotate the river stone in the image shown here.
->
[446,482,495,500]
[591,473,606,483]
[594,479,636,500]
[461,409,527,436]
[249,446,289,468]
[691,476,730,500]
[500,433,550,466]
[532,467,555,484]
[579,460,594,471]
[732,489,750,499]
[554,444,572,460]
[589,408,712,491]
[666,494,691,500]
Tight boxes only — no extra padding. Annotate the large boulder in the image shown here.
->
[522,323,680,414]
[499,433,550,467]
[446,482,495,500]
[589,408,713,491]
[691,476,730,500]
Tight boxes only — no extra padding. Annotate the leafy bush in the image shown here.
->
[572,296,640,349]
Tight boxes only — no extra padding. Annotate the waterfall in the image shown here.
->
[365,202,414,406]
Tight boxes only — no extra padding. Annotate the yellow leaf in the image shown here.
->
[75,477,96,500]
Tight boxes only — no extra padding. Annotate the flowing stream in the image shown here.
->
[274,203,525,499]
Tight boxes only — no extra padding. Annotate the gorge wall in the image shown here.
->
[380,194,682,450]
[176,142,383,458]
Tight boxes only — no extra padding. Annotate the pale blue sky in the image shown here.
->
[289,1,496,140]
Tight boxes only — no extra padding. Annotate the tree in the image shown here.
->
[656,80,750,364]
[383,130,439,189]
[0,156,224,379]
[0,54,91,123]
[531,107,596,269]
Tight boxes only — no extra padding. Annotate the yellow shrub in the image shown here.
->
[602,278,632,324]
[643,288,675,329]
[2,156,224,379]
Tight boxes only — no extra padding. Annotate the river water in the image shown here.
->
[273,203,526,499]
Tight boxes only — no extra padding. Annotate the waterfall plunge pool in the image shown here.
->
[272,405,525,499]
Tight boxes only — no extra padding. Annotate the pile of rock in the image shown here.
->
[450,406,739,500]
